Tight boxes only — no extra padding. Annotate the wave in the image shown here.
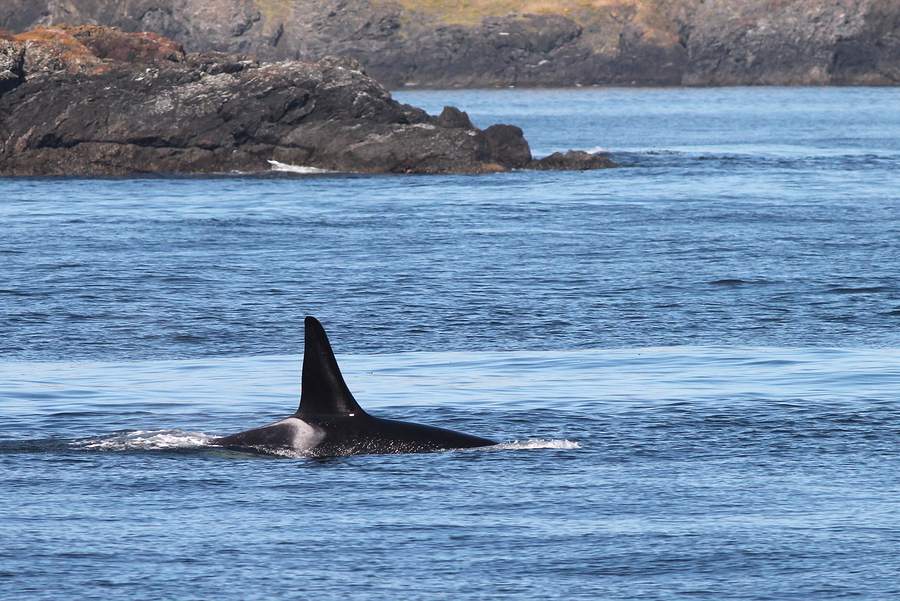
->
[491,439,581,450]
[210,439,581,459]
[71,430,580,455]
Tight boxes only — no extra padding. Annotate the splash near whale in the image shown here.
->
[212,317,498,456]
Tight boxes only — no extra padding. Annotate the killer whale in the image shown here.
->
[212,316,498,456]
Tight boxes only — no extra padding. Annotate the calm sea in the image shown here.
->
[2,87,900,600]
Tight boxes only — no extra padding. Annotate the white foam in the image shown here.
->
[491,439,581,450]
[74,430,213,451]
[267,159,333,174]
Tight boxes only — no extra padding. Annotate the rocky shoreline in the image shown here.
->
[2,0,898,88]
[0,25,615,176]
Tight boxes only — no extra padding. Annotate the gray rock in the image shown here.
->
[0,30,24,93]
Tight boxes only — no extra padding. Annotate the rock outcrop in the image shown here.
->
[0,25,615,176]
[528,150,619,171]
[2,0,898,87]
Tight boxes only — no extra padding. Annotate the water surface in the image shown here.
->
[2,87,900,600]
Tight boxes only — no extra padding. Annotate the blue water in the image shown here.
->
[2,87,900,599]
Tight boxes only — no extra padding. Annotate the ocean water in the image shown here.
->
[2,87,900,599]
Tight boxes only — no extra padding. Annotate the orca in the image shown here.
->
[212,316,498,456]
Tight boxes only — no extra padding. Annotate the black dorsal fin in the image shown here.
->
[297,316,366,417]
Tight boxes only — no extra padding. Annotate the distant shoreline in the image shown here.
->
[2,0,898,89]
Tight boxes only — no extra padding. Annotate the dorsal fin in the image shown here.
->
[297,316,366,417]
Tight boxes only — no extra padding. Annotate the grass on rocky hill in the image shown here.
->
[250,0,683,46]
[378,0,674,28]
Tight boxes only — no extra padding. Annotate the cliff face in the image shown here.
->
[3,0,899,87]
[675,0,900,86]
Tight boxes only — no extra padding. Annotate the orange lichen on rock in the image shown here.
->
[13,24,106,74]
[68,26,185,65]
[10,24,186,78]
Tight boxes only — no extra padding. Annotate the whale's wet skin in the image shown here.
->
[212,317,497,456]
